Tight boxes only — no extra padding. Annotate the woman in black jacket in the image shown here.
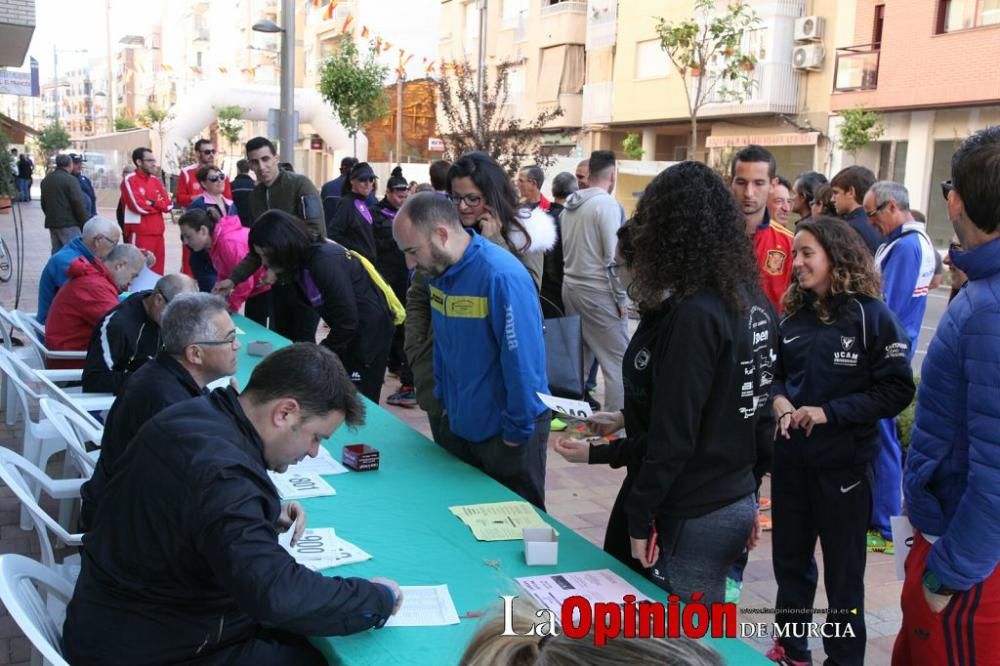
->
[327,162,378,262]
[553,162,777,604]
[768,216,915,666]
[249,210,394,402]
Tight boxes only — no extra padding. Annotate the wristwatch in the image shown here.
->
[922,569,960,596]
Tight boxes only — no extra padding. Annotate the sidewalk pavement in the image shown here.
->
[0,199,903,664]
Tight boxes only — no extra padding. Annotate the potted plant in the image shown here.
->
[0,130,16,214]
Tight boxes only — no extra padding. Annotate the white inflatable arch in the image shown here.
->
[162,81,367,172]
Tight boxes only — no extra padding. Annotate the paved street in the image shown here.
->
[0,194,952,664]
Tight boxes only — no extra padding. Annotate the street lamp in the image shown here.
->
[252,0,295,163]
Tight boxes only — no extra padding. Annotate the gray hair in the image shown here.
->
[870,180,910,211]
[104,243,144,270]
[397,191,462,232]
[55,154,72,168]
[82,216,120,242]
[154,273,198,302]
[551,172,578,199]
[520,165,544,188]
[160,293,229,355]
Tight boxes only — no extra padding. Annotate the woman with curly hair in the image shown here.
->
[767,216,915,666]
[554,161,778,604]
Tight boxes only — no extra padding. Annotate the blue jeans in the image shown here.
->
[15,177,30,202]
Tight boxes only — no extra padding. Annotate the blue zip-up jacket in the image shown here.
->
[76,173,98,217]
[874,222,935,356]
[904,235,1000,591]
[773,294,915,468]
[37,236,96,324]
[430,232,548,445]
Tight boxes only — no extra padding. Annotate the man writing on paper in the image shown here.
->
[64,344,402,665]
[393,193,551,510]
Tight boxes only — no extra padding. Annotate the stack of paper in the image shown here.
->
[279,527,372,571]
[292,446,349,475]
[268,470,337,500]
[448,501,553,541]
[384,585,461,627]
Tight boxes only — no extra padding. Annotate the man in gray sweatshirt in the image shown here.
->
[559,150,628,411]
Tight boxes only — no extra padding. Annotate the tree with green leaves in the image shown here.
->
[0,130,16,199]
[136,104,173,161]
[622,132,644,160]
[438,61,563,176]
[656,0,760,160]
[836,107,884,157]
[215,105,245,173]
[36,122,71,159]
[114,113,137,131]
[317,38,389,156]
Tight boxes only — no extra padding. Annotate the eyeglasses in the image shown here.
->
[449,193,483,207]
[606,262,620,279]
[200,149,216,155]
[205,174,224,183]
[865,201,889,218]
[189,331,239,349]
[941,180,954,201]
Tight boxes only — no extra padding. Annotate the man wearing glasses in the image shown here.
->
[862,180,936,556]
[81,273,198,395]
[36,216,122,324]
[79,292,237,531]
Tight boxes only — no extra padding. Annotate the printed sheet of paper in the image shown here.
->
[268,470,336,500]
[515,569,653,616]
[448,501,551,541]
[290,446,349,475]
[384,585,460,627]
[279,528,372,571]
[205,376,233,391]
[890,515,914,581]
[236,326,247,335]
[536,392,593,420]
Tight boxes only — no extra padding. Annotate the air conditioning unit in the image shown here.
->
[794,16,825,42]
[792,45,825,71]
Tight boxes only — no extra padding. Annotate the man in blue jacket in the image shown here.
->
[896,126,1000,664]
[36,216,120,324]
[393,192,551,509]
[71,154,98,217]
[863,180,937,554]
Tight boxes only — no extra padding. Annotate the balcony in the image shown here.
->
[585,2,616,50]
[582,81,613,124]
[833,44,880,92]
[692,60,800,117]
[537,92,582,127]
[539,2,586,47]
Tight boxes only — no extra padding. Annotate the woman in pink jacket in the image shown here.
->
[178,208,270,325]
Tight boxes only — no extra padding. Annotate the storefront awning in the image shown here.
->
[705,132,820,149]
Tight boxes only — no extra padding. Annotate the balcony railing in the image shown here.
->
[541,1,586,17]
[691,61,800,116]
[581,81,613,124]
[833,44,880,92]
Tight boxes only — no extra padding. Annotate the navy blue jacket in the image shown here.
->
[773,294,915,468]
[65,388,394,664]
[905,236,1000,591]
[843,206,884,255]
[76,173,97,217]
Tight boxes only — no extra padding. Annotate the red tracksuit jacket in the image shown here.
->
[44,257,121,368]
[120,170,170,236]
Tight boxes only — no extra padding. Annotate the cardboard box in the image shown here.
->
[523,527,558,566]
[343,444,379,471]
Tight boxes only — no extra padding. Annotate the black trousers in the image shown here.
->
[387,323,413,386]
[270,283,320,342]
[210,627,325,665]
[438,412,550,511]
[243,291,271,327]
[772,460,872,666]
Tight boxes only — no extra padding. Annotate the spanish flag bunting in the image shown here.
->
[324,0,337,20]
[218,66,228,74]
[190,65,202,75]
[361,25,369,38]
[312,0,320,7]
[426,62,435,74]
[341,14,353,32]
[395,67,405,78]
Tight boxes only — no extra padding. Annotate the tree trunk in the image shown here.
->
[352,132,357,158]
[690,114,698,162]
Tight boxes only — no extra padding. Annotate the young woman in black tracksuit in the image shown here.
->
[554,162,778,605]
[768,216,915,666]
[248,210,394,402]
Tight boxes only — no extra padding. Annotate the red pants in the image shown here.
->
[181,244,193,278]
[894,532,1000,665]
[128,230,165,274]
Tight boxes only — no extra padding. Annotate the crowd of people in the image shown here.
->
[19,123,1000,665]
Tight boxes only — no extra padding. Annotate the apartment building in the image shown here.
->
[0,0,35,68]
[438,0,587,156]
[830,0,1000,247]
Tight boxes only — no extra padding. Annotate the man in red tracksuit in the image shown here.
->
[44,245,145,368]
[121,147,171,273]
[731,145,794,313]
[175,138,232,276]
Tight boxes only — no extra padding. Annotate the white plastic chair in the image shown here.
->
[0,554,74,666]
[40,399,102,480]
[0,448,83,579]
[11,310,87,368]
[0,306,41,425]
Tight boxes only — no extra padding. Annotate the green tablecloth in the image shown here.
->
[231,315,767,665]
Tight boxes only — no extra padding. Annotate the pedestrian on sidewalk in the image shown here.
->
[40,154,91,254]
[768,216,915,666]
